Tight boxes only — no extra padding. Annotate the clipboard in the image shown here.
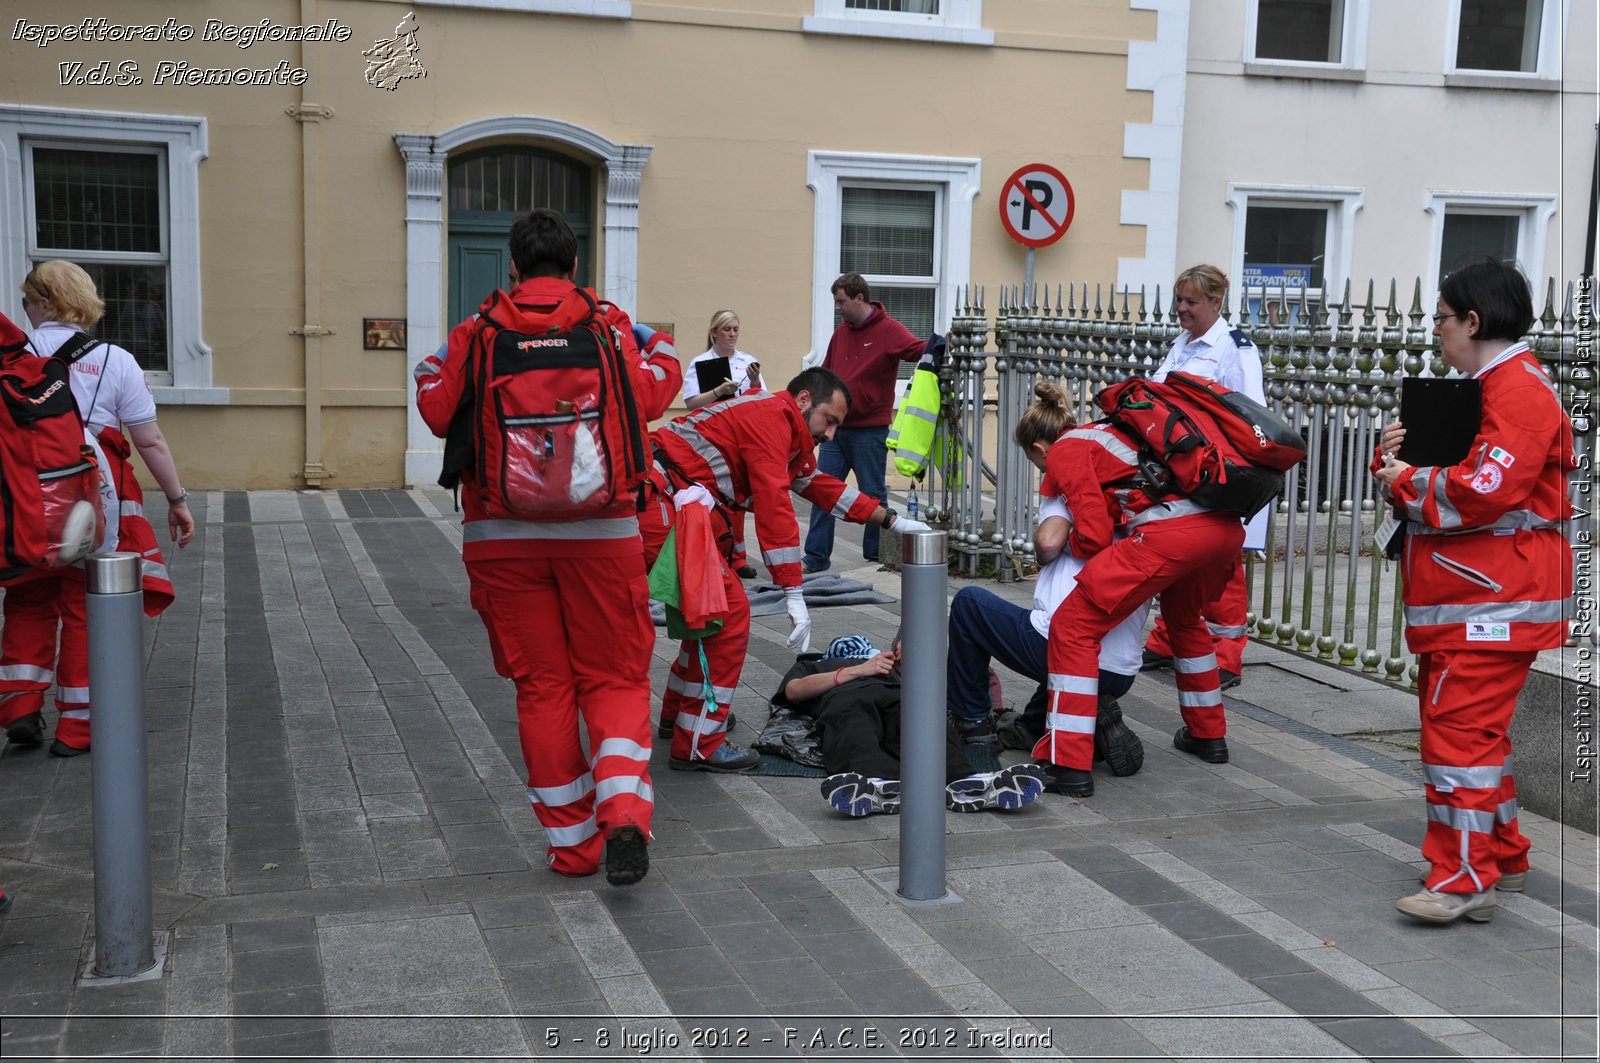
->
[1398,377,1482,469]
[695,356,732,393]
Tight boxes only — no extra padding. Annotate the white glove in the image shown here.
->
[784,587,812,653]
[671,484,715,511]
[895,516,933,535]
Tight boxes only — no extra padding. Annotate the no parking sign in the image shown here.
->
[1000,163,1075,249]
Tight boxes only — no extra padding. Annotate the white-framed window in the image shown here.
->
[804,0,993,46]
[1226,184,1364,323]
[1423,192,1557,296]
[412,0,630,15]
[807,151,981,361]
[0,105,219,402]
[1244,0,1368,75]
[1445,0,1561,80]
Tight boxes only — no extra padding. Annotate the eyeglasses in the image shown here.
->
[1431,312,1464,325]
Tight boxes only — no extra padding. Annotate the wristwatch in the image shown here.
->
[882,506,899,529]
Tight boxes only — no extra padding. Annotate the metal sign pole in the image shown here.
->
[85,552,156,979]
[1024,247,1035,307]
[897,528,949,902]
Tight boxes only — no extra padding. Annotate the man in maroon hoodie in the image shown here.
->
[803,273,926,570]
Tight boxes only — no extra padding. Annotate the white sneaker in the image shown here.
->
[1395,887,1496,924]
[56,500,101,564]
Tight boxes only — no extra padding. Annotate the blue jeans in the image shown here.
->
[804,425,888,569]
[947,586,1135,727]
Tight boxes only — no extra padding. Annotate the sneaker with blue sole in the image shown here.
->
[820,773,901,817]
[945,764,1047,813]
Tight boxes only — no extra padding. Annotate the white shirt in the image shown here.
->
[29,322,158,554]
[1152,316,1265,403]
[683,348,766,403]
[1029,496,1151,676]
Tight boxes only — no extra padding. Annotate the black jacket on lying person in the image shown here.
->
[773,656,972,783]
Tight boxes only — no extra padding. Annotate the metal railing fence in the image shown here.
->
[924,277,1594,686]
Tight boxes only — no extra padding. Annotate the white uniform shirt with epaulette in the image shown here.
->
[1152,316,1265,403]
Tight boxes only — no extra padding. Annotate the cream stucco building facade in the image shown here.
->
[1,0,1181,489]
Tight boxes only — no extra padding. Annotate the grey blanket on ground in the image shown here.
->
[649,572,896,626]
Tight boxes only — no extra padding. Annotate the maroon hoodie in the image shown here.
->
[822,302,924,429]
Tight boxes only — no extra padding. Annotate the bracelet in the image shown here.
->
[166,490,189,506]
[833,668,846,687]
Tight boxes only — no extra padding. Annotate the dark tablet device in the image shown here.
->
[695,356,732,393]
[1398,377,1482,469]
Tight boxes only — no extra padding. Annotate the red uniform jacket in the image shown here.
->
[98,427,174,617]
[823,303,924,429]
[652,391,879,589]
[1042,422,1203,560]
[1374,344,1574,652]
[414,277,682,561]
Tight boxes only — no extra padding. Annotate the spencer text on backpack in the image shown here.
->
[0,337,104,583]
[440,286,651,521]
[1095,371,1306,518]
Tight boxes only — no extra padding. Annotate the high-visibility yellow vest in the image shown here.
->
[887,357,940,477]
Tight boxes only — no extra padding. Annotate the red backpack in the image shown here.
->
[440,286,651,520]
[1095,370,1306,517]
[0,319,105,583]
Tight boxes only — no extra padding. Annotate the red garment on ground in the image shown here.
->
[822,302,923,429]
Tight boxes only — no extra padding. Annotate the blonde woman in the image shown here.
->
[682,309,766,577]
[1,260,192,756]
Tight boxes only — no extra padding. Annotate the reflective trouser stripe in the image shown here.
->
[1046,712,1095,734]
[1422,762,1503,790]
[666,672,735,704]
[1495,799,1519,824]
[1047,673,1097,694]
[1427,803,1495,834]
[675,715,727,738]
[57,686,91,704]
[593,738,649,763]
[763,546,803,566]
[529,776,595,808]
[0,664,52,684]
[59,708,92,720]
[1178,689,1222,708]
[1174,654,1217,674]
[595,776,653,804]
[544,819,598,847]
[1206,622,1247,638]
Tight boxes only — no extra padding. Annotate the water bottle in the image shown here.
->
[907,485,919,520]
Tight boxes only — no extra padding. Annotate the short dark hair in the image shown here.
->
[831,272,870,301]
[1438,257,1534,342]
[787,367,852,410]
[509,209,578,279]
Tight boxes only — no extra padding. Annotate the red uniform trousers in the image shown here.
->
[1040,512,1243,770]
[1143,551,1249,673]
[467,555,655,877]
[0,567,91,749]
[1415,648,1533,894]
[638,483,749,763]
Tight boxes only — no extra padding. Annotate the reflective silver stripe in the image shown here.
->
[1422,762,1503,790]
[1045,711,1096,734]
[665,423,737,500]
[647,363,668,382]
[595,776,653,804]
[1206,622,1247,638]
[1521,357,1559,402]
[59,707,91,719]
[675,648,693,667]
[647,340,678,360]
[665,672,735,704]
[791,473,817,493]
[1127,498,1209,528]
[886,426,900,444]
[57,686,91,702]
[1065,427,1138,465]
[593,738,650,763]
[1174,653,1218,674]
[1408,509,1562,535]
[830,486,862,518]
[464,517,641,542]
[1047,673,1097,695]
[0,664,53,683]
[142,559,170,584]
[1432,469,1461,529]
[1405,596,1571,628]
[1502,754,1515,778]
[894,448,929,464]
[1426,803,1495,834]
[1178,689,1222,708]
[1402,467,1431,523]
[676,715,727,738]
[545,819,598,847]
[901,406,937,426]
[412,356,444,382]
[528,775,595,808]
[763,546,803,566]
[120,500,144,518]
[1496,798,1519,823]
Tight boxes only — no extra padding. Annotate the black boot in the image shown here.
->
[1036,762,1093,798]
[1093,695,1144,777]
[1173,725,1228,764]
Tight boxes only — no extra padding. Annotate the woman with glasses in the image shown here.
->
[1374,257,1574,925]
[0,261,194,756]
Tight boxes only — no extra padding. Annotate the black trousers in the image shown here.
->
[813,691,972,783]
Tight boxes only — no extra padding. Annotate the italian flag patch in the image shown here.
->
[1488,446,1515,468]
